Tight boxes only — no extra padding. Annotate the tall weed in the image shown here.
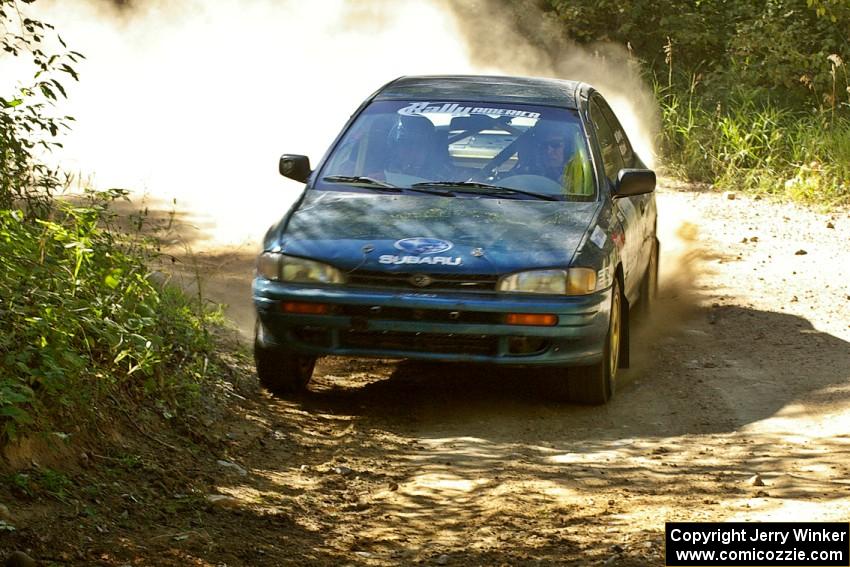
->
[655,75,850,205]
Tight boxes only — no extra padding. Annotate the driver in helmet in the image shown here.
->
[511,120,589,195]
[384,115,437,178]
[515,121,574,181]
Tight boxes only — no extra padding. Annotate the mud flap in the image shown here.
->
[619,295,630,368]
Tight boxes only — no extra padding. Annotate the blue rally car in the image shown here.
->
[254,75,658,404]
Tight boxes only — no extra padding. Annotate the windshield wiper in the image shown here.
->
[322,175,403,192]
[323,176,457,197]
[411,181,559,201]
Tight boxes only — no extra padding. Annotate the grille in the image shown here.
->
[339,330,498,356]
[339,305,502,324]
[346,270,498,292]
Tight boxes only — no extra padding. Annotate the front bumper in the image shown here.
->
[253,279,612,366]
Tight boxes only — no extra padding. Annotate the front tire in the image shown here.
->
[254,321,315,395]
[567,277,623,405]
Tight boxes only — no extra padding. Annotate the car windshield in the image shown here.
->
[316,100,596,201]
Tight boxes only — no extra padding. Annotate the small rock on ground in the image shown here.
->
[4,551,36,567]
[206,494,241,508]
[217,460,248,476]
[748,474,765,486]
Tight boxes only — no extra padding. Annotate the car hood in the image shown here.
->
[277,191,600,274]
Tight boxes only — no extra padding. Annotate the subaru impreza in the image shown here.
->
[253,75,658,404]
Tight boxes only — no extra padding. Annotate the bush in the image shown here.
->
[0,1,226,442]
[0,190,224,440]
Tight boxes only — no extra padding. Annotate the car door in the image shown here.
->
[588,97,641,302]
[596,98,654,281]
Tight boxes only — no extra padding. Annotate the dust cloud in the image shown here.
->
[28,0,481,246]
[628,212,708,378]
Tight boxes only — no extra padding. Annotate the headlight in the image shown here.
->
[497,268,598,295]
[256,253,346,284]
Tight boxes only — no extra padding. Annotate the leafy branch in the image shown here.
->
[0,0,84,217]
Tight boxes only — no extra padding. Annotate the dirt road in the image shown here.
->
[3,183,850,565]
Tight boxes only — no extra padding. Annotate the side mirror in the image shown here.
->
[614,168,656,198]
[279,154,312,183]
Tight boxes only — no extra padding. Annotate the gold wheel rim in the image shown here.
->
[609,285,621,375]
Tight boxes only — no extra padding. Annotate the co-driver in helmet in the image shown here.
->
[384,114,437,178]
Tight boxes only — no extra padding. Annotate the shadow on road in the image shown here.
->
[293,305,850,439]
[182,300,850,565]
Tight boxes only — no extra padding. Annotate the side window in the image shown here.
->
[589,99,624,184]
[598,100,635,167]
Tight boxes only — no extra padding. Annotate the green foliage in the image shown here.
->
[0,192,223,440]
[0,0,83,217]
[34,467,72,502]
[544,0,850,112]
[521,0,850,204]
[4,468,72,502]
[656,78,849,205]
[0,1,226,442]
[8,471,32,496]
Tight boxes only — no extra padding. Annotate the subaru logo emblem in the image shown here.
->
[409,274,433,288]
[394,237,453,255]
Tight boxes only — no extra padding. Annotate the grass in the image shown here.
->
[655,78,850,207]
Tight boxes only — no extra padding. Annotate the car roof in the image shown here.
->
[373,75,586,110]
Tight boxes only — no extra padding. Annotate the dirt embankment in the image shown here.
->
[2,183,849,566]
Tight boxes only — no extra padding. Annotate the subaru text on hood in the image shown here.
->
[254,75,658,404]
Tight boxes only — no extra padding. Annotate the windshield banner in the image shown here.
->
[398,101,541,119]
